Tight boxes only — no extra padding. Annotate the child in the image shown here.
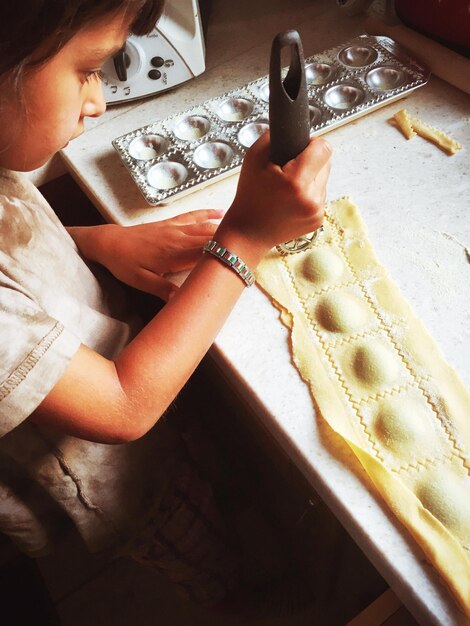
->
[0,0,331,608]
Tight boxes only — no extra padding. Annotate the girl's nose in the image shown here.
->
[81,80,107,118]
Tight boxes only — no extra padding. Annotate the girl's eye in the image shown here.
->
[84,70,104,84]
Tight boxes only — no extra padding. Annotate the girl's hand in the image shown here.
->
[69,209,223,300]
[216,132,331,256]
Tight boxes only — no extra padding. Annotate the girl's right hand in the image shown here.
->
[217,131,331,256]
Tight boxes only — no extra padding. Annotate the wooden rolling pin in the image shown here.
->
[365,15,470,95]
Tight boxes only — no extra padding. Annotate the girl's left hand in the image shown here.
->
[69,209,223,300]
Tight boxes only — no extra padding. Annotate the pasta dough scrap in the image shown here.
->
[393,108,462,155]
[393,108,415,139]
[255,198,470,615]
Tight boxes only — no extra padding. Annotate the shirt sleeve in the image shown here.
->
[0,284,81,437]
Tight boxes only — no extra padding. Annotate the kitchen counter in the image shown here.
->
[61,0,470,623]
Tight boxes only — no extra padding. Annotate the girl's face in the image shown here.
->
[0,11,131,172]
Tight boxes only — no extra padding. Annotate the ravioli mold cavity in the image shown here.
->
[112,35,429,206]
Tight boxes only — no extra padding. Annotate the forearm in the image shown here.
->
[114,229,264,430]
[32,229,264,444]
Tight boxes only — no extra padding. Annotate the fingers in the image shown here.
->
[170,208,225,225]
[283,137,332,183]
[135,269,179,301]
[245,132,331,178]
[243,130,271,166]
[314,160,331,198]
[180,220,218,238]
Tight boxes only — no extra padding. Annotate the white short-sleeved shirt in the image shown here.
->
[0,168,176,556]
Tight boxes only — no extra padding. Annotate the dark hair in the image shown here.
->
[0,0,164,83]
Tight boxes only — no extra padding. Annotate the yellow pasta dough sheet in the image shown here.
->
[255,198,470,616]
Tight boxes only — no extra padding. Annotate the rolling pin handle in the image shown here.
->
[269,30,324,254]
[269,30,310,166]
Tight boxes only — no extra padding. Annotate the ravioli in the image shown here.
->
[256,198,470,615]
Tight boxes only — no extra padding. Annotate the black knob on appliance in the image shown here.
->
[113,46,128,82]
[151,56,165,68]
[269,30,310,166]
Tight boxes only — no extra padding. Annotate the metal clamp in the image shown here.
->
[276,226,324,255]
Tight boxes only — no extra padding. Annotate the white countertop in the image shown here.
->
[62,1,470,623]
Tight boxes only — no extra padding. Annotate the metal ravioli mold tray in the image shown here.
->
[112,34,429,206]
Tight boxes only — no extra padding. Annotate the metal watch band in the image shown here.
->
[203,240,255,287]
